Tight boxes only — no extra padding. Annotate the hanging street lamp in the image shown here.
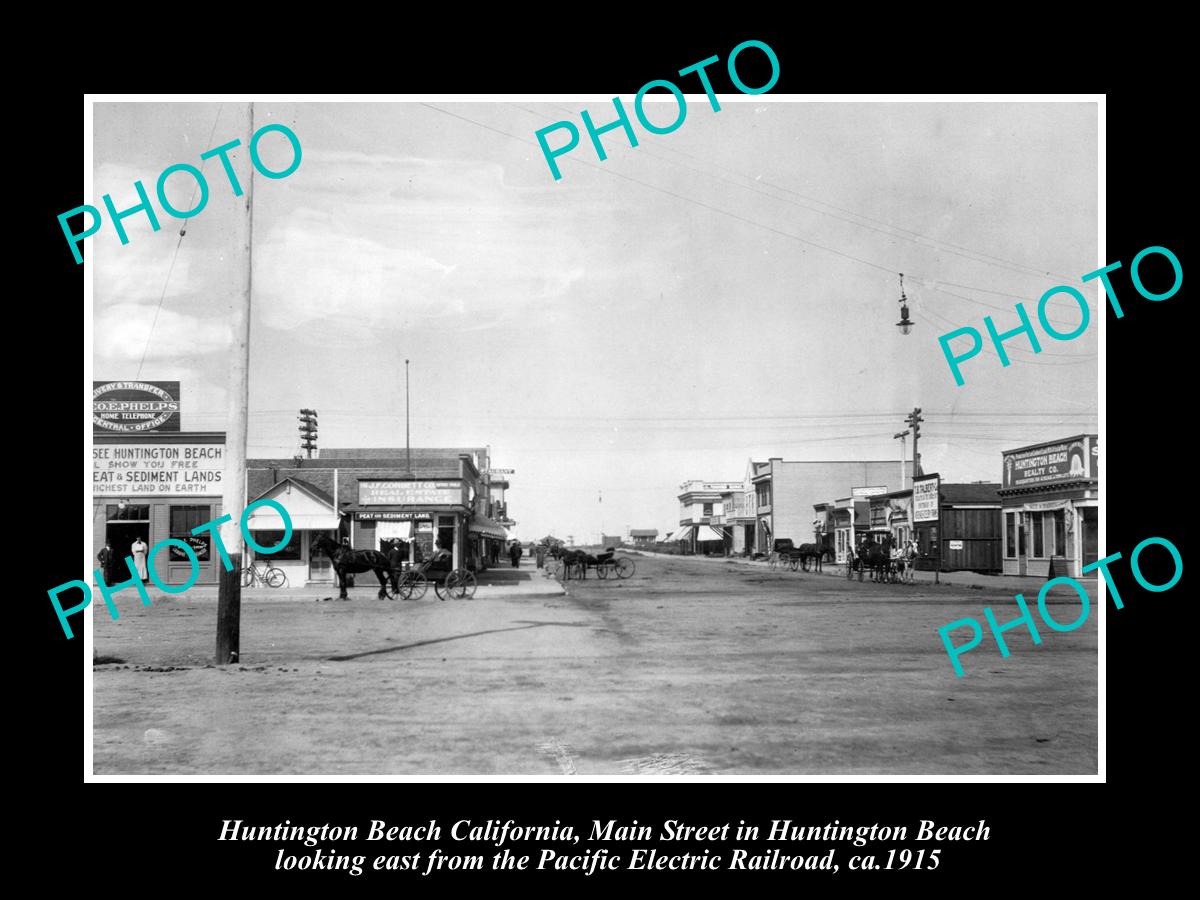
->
[896,273,913,335]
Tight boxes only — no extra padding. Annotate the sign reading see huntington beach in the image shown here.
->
[93,380,180,432]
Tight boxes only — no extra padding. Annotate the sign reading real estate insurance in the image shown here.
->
[358,480,462,506]
[92,443,223,496]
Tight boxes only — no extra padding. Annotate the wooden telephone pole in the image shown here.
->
[216,102,255,665]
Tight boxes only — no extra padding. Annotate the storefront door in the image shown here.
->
[1080,507,1098,568]
[105,504,149,580]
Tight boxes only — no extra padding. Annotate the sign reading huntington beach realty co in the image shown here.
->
[93,380,181,433]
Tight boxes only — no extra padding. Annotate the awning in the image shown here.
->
[245,509,339,530]
[696,525,727,542]
[377,521,413,541]
[667,525,694,542]
[469,515,509,539]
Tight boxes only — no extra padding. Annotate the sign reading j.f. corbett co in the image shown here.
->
[93,381,181,433]
[92,443,223,496]
[358,480,463,506]
[912,475,941,522]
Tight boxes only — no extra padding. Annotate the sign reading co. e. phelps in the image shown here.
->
[93,381,180,433]
[1002,435,1097,490]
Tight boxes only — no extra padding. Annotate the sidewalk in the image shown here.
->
[624,549,1098,596]
[161,564,565,602]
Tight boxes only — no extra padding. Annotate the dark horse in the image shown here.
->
[313,534,393,600]
[861,536,895,582]
[796,543,835,572]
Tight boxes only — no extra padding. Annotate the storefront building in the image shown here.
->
[671,479,739,553]
[92,431,226,585]
[751,458,895,554]
[245,447,510,586]
[999,434,1098,578]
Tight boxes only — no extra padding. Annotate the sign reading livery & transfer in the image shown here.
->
[93,381,180,433]
[358,480,462,506]
[92,443,223,496]
[912,476,940,522]
[1002,435,1096,489]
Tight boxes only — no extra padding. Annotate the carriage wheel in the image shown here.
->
[266,568,288,589]
[443,569,475,600]
[615,557,635,578]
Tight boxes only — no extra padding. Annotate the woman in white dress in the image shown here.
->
[131,536,149,583]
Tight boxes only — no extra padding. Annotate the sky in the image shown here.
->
[92,99,1098,542]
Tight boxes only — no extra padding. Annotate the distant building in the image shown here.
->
[751,458,896,554]
[601,533,624,548]
[629,529,659,549]
[670,480,742,553]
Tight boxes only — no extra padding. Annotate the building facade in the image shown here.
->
[92,431,227,585]
[999,435,1098,578]
[245,447,510,585]
[670,480,741,553]
[751,458,896,554]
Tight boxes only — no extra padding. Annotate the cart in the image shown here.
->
[388,554,477,601]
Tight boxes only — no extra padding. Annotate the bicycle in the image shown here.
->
[241,560,288,588]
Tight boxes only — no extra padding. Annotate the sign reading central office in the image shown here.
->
[358,480,461,506]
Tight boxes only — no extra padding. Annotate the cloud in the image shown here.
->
[94,303,232,364]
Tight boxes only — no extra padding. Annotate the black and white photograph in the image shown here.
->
[83,95,1102,777]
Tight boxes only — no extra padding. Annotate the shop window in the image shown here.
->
[107,504,149,522]
[1032,513,1044,558]
[1005,513,1017,558]
[702,502,713,517]
[1053,510,1066,557]
[170,505,211,561]
[254,529,301,560]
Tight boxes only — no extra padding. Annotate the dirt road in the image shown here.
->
[92,554,1097,775]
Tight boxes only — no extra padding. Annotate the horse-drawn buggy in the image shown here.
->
[314,535,477,600]
[548,546,636,580]
[845,536,917,584]
[768,538,834,573]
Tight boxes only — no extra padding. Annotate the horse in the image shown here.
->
[313,534,394,600]
[559,548,595,580]
[856,537,894,583]
[895,540,919,584]
[797,543,835,572]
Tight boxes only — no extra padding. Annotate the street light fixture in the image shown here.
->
[896,273,913,335]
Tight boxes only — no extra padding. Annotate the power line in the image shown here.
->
[422,104,1093,330]
[526,101,1079,282]
[135,104,223,378]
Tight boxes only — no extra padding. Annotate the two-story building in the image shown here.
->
[669,480,741,554]
[750,458,896,554]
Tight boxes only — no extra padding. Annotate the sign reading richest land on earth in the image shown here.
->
[93,381,181,433]
[92,443,223,496]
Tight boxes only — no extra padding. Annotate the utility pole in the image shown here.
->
[404,359,413,477]
[893,430,910,491]
[904,407,924,483]
[216,101,254,666]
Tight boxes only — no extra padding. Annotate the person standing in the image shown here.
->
[509,540,521,568]
[97,540,116,584]
[130,535,149,584]
[386,539,406,598]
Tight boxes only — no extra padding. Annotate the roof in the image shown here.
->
[247,476,334,507]
[941,482,1002,505]
[630,529,659,537]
